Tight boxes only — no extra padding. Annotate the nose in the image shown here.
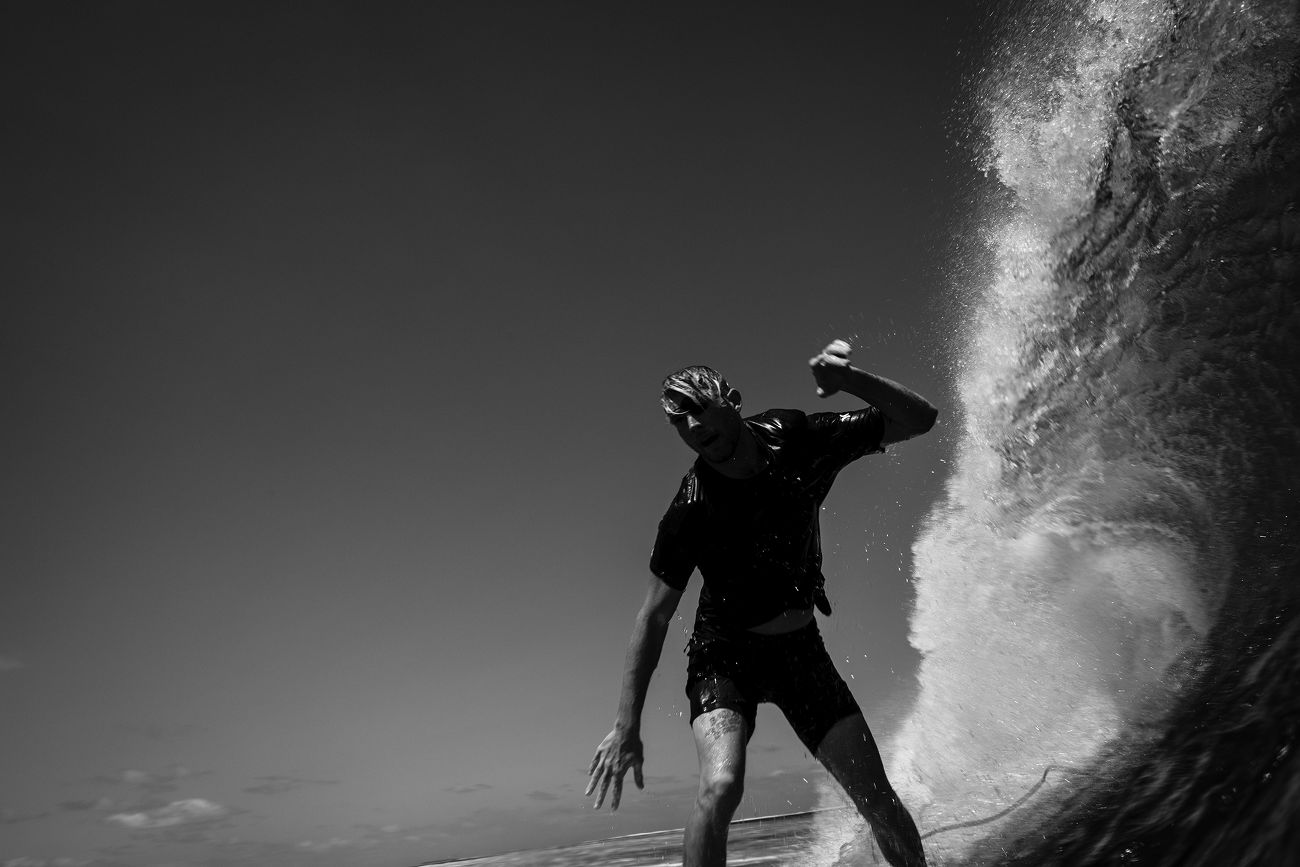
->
[685,415,702,430]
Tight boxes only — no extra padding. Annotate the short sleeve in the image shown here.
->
[648,474,698,590]
[805,407,886,468]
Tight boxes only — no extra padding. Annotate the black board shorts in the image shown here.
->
[685,619,861,753]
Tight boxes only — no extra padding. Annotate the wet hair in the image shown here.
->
[660,365,739,417]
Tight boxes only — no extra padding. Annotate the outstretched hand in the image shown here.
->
[809,339,854,397]
[586,728,645,810]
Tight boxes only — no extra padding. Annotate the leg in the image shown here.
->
[816,713,926,867]
[683,708,748,867]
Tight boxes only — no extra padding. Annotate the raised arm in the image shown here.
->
[586,573,683,810]
[809,339,938,444]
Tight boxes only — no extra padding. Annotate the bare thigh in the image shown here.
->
[815,714,890,793]
[692,708,749,789]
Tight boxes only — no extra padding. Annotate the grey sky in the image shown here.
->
[1,3,986,863]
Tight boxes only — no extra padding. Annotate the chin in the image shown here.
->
[704,441,737,462]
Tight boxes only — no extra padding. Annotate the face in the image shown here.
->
[663,389,744,463]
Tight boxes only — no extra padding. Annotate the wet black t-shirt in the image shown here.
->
[649,408,886,634]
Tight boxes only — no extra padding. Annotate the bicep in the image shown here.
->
[808,408,888,458]
[879,417,917,446]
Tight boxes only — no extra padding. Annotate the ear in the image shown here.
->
[725,387,742,410]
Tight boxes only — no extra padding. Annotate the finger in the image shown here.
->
[634,761,645,790]
[594,769,611,809]
[585,751,604,795]
[827,339,852,357]
[611,773,624,811]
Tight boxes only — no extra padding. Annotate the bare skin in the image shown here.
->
[683,709,926,867]
[589,340,936,866]
[586,573,680,811]
[683,708,749,866]
[746,607,815,635]
[816,714,927,867]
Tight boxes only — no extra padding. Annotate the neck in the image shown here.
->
[704,425,767,479]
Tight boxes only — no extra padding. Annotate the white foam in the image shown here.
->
[810,2,1205,862]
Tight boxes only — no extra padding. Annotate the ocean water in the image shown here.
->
[816,0,1300,864]
[418,810,842,867]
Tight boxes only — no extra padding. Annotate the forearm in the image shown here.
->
[841,366,938,433]
[614,613,670,734]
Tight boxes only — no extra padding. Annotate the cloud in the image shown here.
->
[0,655,24,672]
[444,783,493,795]
[192,837,392,866]
[58,797,119,813]
[295,837,372,854]
[105,798,227,830]
[92,765,206,794]
[242,775,339,795]
[0,809,49,825]
[526,790,560,801]
[642,774,684,786]
[432,806,520,837]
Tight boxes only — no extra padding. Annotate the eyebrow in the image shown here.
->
[662,389,703,416]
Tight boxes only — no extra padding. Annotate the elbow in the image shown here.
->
[895,405,938,440]
[917,404,939,434]
[637,612,673,650]
[879,403,938,446]
[638,604,674,635]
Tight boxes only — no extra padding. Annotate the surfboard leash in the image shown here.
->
[918,764,1078,840]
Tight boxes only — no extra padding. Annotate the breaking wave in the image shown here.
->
[816,0,1300,863]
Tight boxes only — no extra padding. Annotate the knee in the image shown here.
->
[696,772,744,816]
[857,783,903,820]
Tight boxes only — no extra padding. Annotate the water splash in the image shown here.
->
[816,0,1300,862]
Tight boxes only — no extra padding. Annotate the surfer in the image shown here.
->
[587,339,935,867]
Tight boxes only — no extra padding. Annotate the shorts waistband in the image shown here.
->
[689,617,820,650]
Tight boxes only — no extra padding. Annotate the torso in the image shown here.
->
[747,607,815,634]
[653,408,886,637]
[691,412,827,632]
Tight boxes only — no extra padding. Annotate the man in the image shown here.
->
[587,339,936,867]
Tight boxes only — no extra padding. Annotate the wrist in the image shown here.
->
[838,364,869,394]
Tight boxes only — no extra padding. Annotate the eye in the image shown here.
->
[662,393,703,419]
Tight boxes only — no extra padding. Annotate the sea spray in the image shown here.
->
[814,0,1300,863]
